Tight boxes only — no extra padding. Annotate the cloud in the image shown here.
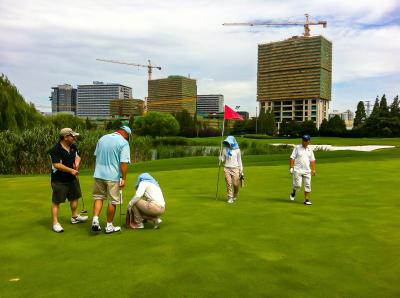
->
[0,0,399,114]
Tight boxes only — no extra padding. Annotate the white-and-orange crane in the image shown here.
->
[96,58,162,81]
[223,14,327,37]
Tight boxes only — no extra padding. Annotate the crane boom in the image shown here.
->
[223,14,327,37]
[96,58,162,80]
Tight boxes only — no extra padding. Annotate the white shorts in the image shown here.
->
[293,172,311,192]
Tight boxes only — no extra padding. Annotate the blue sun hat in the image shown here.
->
[222,136,239,157]
[135,173,159,190]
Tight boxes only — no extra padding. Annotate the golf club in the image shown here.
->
[80,193,88,214]
[119,178,123,232]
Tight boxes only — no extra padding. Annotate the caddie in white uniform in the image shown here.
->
[289,134,316,205]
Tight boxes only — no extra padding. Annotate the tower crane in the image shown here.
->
[96,58,162,81]
[223,14,327,37]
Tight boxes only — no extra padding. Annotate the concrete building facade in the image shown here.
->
[147,76,197,115]
[50,84,77,115]
[77,82,132,118]
[110,98,144,117]
[196,94,224,114]
[257,35,332,129]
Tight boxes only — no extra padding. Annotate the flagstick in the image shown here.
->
[215,118,225,200]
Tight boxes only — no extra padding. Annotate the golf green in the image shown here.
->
[0,151,399,297]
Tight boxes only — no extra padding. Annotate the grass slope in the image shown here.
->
[0,152,399,297]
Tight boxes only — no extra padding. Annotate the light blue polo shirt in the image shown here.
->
[93,133,131,182]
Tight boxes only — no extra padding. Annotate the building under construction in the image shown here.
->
[147,75,197,115]
[257,35,332,128]
[109,98,144,117]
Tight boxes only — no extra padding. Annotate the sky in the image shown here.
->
[0,0,399,115]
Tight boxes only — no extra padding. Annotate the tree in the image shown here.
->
[319,119,329,136]
[298,120,318,136]
[0,74,45,131]
[265,108,277,136]
[134,111,179,137]
[287,120,300,137]
[379,94,390,117]
[390,95,400,117]
[319,116,346,136]
[279,119,289,136]
[257,108,267,134]
[354,101,367,127]
[174,109,195,137]
[369,97,380,119]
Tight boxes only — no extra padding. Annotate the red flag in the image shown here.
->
[224,105,244,120]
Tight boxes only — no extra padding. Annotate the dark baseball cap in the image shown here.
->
[302,134,311,141]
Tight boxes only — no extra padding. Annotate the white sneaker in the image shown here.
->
[71,215,88,224]
[153,218,162,229]
[105,225,121,234]
[233,197,237,202]
[304,199,312,205]
[53,223,64,233]
[91,220,101,232]
[290,193,295,201]
[227,198,234,204]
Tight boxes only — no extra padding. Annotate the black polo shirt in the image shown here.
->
[48,142,80,183]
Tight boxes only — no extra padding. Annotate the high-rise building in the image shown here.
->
[257,35,332,129]
[329,109,354,129]
[77,82,132,118]
[50,84,77,115]
[147,76,197,115]
[110,99,144,117]
[196,94,224,114]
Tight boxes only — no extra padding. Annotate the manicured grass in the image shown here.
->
[0,151,399,297]
[190,136,400,147]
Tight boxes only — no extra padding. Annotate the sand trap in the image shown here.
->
[271,144,395,152]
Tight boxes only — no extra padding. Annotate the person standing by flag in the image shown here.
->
[220,136,244,204]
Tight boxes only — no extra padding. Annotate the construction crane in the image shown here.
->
[96,58,162,80]
[223,14,327,37]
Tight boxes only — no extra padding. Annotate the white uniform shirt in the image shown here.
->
[290,145,316,174]
[220,148,243,173]
[134,181,165,208]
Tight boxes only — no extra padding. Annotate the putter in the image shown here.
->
[80,193,88,214]
[119,179,123,232]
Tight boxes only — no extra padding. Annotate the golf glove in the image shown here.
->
[289,168,294,174]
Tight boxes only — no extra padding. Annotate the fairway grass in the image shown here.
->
[0,152,399,297]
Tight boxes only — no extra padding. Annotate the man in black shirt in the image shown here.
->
[48,128,88,233]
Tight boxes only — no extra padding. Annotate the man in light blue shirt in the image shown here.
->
[91,126,131,233]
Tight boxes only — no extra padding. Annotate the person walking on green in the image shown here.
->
[289,135,316,205]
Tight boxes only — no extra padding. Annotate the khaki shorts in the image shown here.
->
[92,178,121,205]
[293,172,312,192]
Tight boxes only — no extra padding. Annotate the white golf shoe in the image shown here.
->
[227,198,234,204]
[105,224,121,234]
[53,223,64,233]
[290,193,295,201]
[304,199,312,205]
[71,214,88,224]
[91,219,101,232]
[153,218,162,229]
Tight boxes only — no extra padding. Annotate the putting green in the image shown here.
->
[0,152,399,297]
